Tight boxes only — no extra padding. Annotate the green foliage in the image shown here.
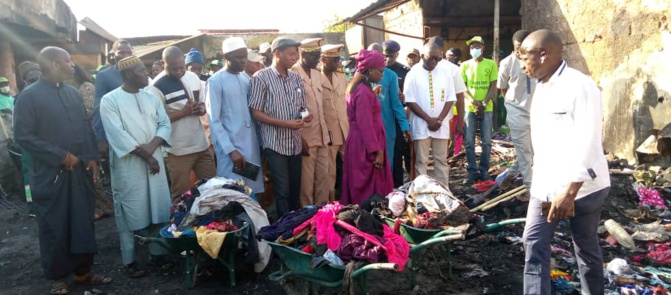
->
[323,14,352,33]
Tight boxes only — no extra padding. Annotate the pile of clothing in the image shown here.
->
[165,177,271,272]
[259,202,410,270]
[383,175,471,229]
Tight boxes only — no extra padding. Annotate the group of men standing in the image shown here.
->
[14,27,610,295]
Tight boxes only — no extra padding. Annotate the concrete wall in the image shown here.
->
[522,0,671,163]
[383,0,424,65]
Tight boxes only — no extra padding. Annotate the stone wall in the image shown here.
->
[383,0,424,64]
[522,0,671,162]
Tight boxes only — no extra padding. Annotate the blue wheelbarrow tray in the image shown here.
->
[136,222,249,289]
[266,241,398,294]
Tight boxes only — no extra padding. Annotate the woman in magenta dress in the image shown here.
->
[341,50,394,205]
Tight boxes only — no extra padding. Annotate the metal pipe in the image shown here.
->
[351,263,399,278]
[410,233,465,253]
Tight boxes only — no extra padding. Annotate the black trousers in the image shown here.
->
[264,148,302,218]
[392,121,411,188]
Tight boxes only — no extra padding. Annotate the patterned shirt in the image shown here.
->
[248,66,306,156]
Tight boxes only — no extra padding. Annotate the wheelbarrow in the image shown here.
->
[136,222,248,289]
[266,241,399,294]
[384,217,526,286]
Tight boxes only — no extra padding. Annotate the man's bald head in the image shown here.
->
[162,46,186,79]
[367,43,382,54]
[36,46,74,81]
[162,46,184,63]
[519,30,564,82]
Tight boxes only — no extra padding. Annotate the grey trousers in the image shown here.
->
[522,187,609,295]
[508,126,533,189]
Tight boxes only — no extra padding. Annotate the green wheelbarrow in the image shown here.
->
[136,222,248,289]
[266,241,399,294]
[384,217,526,286]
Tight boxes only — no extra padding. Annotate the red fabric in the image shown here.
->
[335,220,410,270]
[645,242,671,264]
[474,180,497,193]
[449,116,463,155]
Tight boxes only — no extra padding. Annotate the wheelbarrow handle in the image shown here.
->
[482,218,527,233]
[411,233,465,253]
[351,263,399,278]
[268,269,294,282]
[134,235,176,252]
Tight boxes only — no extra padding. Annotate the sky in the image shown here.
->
[63,0,376,38]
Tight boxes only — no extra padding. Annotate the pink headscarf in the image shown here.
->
[355,49,385,72]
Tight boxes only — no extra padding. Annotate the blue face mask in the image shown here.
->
[470,48,483,59]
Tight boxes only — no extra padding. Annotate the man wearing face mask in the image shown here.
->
[497,30,536,197]
[461,36,498,183]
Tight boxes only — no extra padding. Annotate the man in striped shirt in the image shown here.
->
[249,37,313,218]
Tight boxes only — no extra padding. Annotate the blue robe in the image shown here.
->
[373,68,409,165]
[205,70,264,194]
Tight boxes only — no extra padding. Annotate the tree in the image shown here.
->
[323,14,353,33]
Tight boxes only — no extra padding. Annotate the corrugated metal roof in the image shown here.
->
[79,17,117,42]
[342,0,409,24]
[133,34,205,58]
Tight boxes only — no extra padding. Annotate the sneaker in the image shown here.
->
[499,172,516,190]
[464,173,479,185]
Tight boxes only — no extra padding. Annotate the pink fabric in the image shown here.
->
[342,84,394,205]
[450,116,463,154]
[636,187,666,209]
[355,49,385,72]
[335,220,410,270]
[293,202,343,251]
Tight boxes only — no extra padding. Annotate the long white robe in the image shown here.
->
[205,70,264,193]
[100,87,172,232]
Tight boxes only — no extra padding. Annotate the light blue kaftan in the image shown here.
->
[100,88,172,232]
[205,70,264,194]
[373,68,409,165]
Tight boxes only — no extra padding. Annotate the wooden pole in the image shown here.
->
[493,0,500,63]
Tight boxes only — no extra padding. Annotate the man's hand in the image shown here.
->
[455,119,464,136]
[547,190,576,222]
[86,160,100,183]
[476,101,485,115]
[398,92,405,103]
[373,85,382,95]
[193,102,206,116]
[230,150,245,170]
[427,118,441,131]
[403,130,413,142]
[182,99,196,117]
[301,139,310,156]
[137,143,158,157]
[285,119,304,130]
[98,141,109,159]
[302,113,313,123]
[146,156,160,175]
[60,152,80,171]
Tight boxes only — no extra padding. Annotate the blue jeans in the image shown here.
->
[464,112,493,179]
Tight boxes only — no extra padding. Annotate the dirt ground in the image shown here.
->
[0,161,639,295]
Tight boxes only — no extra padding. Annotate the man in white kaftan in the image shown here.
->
[100,56,173,275]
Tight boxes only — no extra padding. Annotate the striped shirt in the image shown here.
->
[248,66,306,156]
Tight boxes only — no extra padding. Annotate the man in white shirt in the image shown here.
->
[151,46,216,201]
[405,37,466,185]
[497,30,536,194]
[519,30,610,295]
